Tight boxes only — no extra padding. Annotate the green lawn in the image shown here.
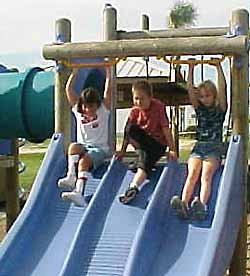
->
[179,149,190,162]
[19,153,45,190]
[18,148,191,191]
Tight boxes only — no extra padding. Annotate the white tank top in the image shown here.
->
[72,103,110,153]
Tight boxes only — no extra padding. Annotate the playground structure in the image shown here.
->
[0,4,249,276]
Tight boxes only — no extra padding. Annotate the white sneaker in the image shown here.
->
[58,174,76,190]
[61,191,87,207]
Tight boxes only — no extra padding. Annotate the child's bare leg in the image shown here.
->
[182,157,202,205]
[200,158,220,205]
[68,143,82,155]
[171,158,201,219]
[130,168,147,188]
[78,154,92,172]
[119,168,147,204]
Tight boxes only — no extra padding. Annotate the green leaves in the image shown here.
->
[168,1,197,28]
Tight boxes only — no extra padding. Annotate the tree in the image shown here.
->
[168,1,197,28]
[167,1,197,82]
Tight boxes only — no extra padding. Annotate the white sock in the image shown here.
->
[75,171,88,195]
[67,154,79,176]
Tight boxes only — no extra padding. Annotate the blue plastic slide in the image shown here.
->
[0,135,243,276]
[0,134,125,276]
[58,160,163,276]
[122,135,243,276]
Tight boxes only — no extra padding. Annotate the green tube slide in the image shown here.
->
[0,66,105,142]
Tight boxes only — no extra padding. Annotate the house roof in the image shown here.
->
[116,57,170,77]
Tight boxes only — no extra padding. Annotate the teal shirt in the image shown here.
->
[195,104,226,142]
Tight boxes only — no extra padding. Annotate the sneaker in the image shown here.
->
[61,191,87,207]
[58,174,76,190]
[190,197,208,220]
[119,186,139,204]
[170,195,189,219]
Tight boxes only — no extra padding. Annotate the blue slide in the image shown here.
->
[0,135,243,276]
[0,133,126,276]
[122,135,243,276]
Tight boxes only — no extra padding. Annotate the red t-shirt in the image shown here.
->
[127,98,169,145]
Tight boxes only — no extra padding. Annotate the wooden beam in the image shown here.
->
[5,139,20,230]
[0,156,14,168]
[117,27,228,40]
[229,9,249,276]
[43,35,248,60]
[103,4,117,153]
[54,18,72,150]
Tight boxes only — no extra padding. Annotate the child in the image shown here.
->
[58,67,112,207]
[171,59,227,220]
[117,80,177,204]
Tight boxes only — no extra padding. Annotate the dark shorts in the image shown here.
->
[127,124,166,175]
[190,141,224,162]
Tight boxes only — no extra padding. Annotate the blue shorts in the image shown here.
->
[190,141,224,161]
[80,144,108,170]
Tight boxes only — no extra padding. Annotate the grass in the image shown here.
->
[179,149,190,162]
[18,148,191,191]
[19,153,45,190]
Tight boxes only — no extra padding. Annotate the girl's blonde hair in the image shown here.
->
[198,80,218,105]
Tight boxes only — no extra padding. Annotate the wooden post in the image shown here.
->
[229,9,249,276]
[141,14,149,31]
[54,18,72,150]
[141,14,150,78]
[173,106,179,157]
[103,4,117,153]
[5,139,20,230]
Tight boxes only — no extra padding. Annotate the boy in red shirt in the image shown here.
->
[116,80,177,203]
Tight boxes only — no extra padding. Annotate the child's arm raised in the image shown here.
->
[187,63,199,108]
[103,66,112,110]
[65,68,79,106]
[209,59,227,112]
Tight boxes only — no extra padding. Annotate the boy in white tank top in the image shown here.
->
[58,67,111,207]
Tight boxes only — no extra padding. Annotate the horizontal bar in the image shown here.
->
[117,27,229,40]
[161,56,226,65]
[43,35,249,60]
[59,58,121,68]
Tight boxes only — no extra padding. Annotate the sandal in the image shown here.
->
[170,195,189,219]
[119,186,139,204]
[190,197,208,220]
